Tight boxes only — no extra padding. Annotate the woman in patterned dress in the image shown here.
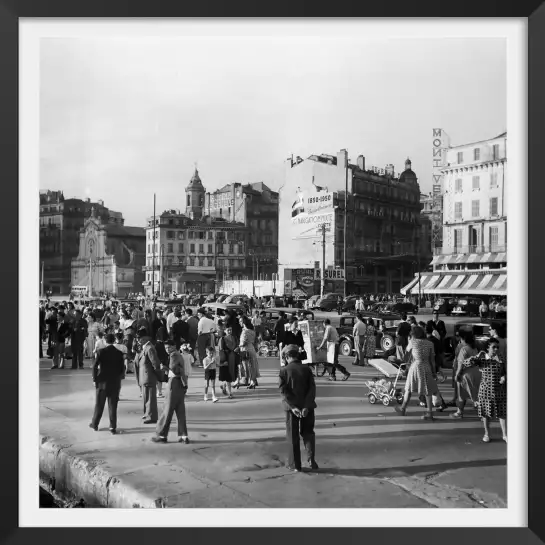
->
[395,326,439,420]
[461,338,507,443]
[364,317,377,364]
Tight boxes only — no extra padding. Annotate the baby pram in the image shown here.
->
[257,340,279,358]
[365,358,406,406]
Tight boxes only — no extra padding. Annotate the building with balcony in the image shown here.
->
[204,182,279,279]
[280,150,427,294]
[401,132,507,300]
[71,207,145,297]
[143,169,249,297]
[39,190,124,295]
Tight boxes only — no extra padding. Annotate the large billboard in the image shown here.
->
[290,190,335,239]
[279,158,345,270]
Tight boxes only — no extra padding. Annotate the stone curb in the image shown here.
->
[39,435,162,508]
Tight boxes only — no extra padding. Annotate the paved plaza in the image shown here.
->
[39,318,507,508]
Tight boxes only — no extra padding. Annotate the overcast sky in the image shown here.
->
[40,36,506,226]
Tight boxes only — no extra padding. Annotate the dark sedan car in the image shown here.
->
[442,319,507,367]
[337,312,402,357]
[433,297,458,316]
[371,302,418,315]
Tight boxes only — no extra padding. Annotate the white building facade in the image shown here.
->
[442,132,507,254]
[401,132,507,301]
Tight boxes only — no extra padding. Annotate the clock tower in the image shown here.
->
[185,167,206,220]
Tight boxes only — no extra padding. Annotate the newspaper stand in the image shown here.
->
[295,320,331,377]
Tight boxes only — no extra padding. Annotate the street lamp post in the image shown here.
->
[249,249,257,296]
[87,257,97,297]
[159,243,165,297]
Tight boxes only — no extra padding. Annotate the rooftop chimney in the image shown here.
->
[97,199,104,206]
[357,155,365,171]
[85,197,91,203]
[385,164,394,176]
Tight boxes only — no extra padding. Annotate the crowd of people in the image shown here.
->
[40,296,507,465]
[385,311,508,442]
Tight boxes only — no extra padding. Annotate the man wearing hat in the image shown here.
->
[52,310,72,369]
[135,326,162,423]
[151,339,190,444]
[278,344,318,472]
[89,333,125,434]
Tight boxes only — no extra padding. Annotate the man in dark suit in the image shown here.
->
[151,309,167,341]
[171,311,188,350]
[71,309,88,369]
[278,344,318,472]
[89,333,125,434]
[274,311,288,349]
[432,310,447,339]
[135,327,162,423]
[52,311,72,369]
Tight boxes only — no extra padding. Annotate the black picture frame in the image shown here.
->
[2,3,541,544]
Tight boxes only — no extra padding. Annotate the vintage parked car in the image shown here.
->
[201,302,243,321]
[317,293,345,311]
[371,302,419,315]
[216,294,230,303]
[306,294,322,310]
[445,319,507,354]
[342,295,358,312]
[337,312,402,358]
[433,297,458,316]
[260,307,316,338]
[224,294,250,305]
[451,298,483,318]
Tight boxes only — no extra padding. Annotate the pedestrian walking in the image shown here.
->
[218,326,236,398]
[151,339,191,444]
[238,316,260,388]
[52,311,71,369]
[317,318,350,381]
[278,344,319,472]
[363,317,377,364]
[184,308,199,362]
[450,331,479,419]
[197,307,216,366]
[135,327,162,423]
[352,314,367,366]
[395,326,440,420]
[460,338,507,442]
[171,310,188,350]
[89,333,125,434]
[71,309,88,369]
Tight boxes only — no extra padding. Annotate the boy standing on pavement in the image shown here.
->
[279,344,318,472]
[202,345,219,403]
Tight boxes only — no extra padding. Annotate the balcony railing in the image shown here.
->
[433,244,507,256]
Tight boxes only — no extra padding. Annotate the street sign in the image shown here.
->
[316,223,331,234]
[315,269,345,280]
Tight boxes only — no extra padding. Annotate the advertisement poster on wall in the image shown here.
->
[291,190,336,241]
[284,268,318,297]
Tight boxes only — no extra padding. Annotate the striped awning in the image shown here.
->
[431,252,507,266]
[400,270,507,296]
